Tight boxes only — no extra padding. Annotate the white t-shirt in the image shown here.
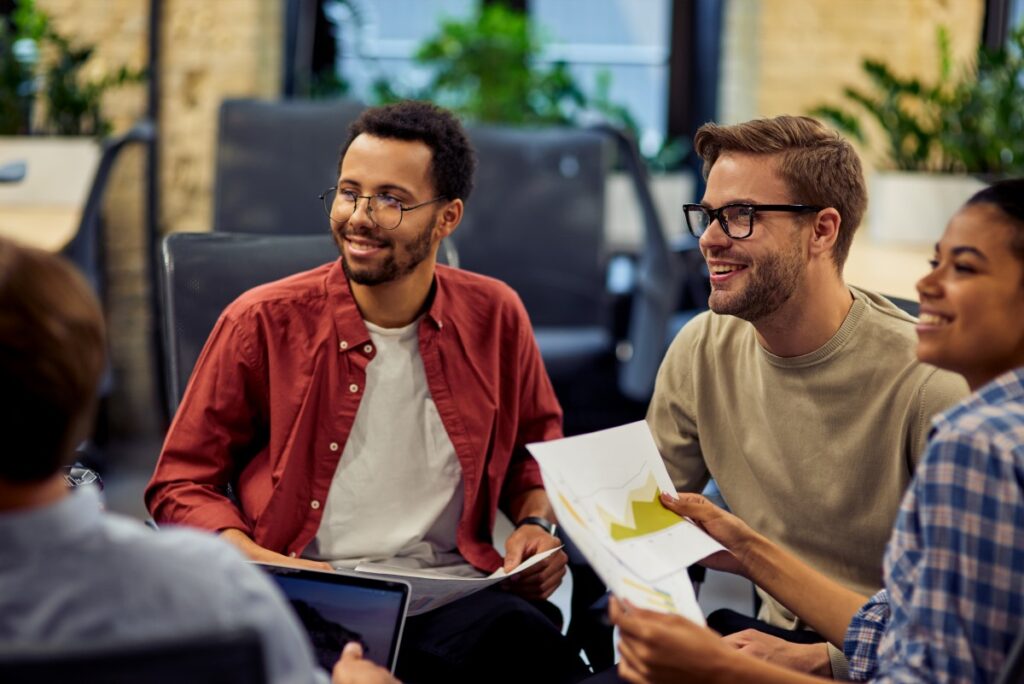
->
[306,318,474,573]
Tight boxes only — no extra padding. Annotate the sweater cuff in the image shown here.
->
[827,642,850,680]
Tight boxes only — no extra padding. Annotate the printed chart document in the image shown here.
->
[527,421,723,623]
[351,546,562,616]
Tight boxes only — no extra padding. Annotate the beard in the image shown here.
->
[334,218,435,286]
[707,237,805,322]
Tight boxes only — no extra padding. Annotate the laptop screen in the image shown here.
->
[256,564,409,673]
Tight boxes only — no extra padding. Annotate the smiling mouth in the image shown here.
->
[709,264,747,275]
[918,312,952,326]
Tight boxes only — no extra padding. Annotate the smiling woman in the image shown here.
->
[916,182,1024,391]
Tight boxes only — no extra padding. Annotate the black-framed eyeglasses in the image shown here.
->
[683,202,822,240]
[318,187,446,231]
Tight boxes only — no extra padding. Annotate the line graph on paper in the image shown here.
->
[530,422,723,622]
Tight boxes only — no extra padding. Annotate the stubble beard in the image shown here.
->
[335,219,436,286]
[707,238,805,323]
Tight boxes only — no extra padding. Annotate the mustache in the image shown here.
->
[338,225,393,247]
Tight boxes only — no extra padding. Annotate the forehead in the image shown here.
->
[704,152,790,204]
[941,204,1020,261]
[339,134,434,193]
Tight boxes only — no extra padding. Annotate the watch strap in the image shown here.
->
[515,515,556,536]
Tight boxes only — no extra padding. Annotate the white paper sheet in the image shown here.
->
[351,546,562,616]
[527,421,724,623]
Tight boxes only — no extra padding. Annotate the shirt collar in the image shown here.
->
[325,260,449,348]
[0,486,103,551]
[933,366,1024,429]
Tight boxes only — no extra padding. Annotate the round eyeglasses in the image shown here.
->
[683,203,822,240]
[319,187,446,231]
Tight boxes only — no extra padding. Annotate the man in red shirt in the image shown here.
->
[146,101,587,683]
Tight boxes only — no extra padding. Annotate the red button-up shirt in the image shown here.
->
[146,261,562,572]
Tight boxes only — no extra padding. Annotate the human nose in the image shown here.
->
[699,213,731,252]
[916,263,942,301]
[348,195,374,226]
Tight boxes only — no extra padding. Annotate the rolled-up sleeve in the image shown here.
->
[844,589,891,680]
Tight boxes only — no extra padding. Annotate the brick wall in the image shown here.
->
[36,0,283,442]
[721,0,985,165]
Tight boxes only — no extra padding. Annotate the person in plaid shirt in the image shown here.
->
[601,178,1024,683]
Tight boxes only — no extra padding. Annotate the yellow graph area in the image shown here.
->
[598,473,683,541]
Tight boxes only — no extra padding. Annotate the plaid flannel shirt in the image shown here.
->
[843,367,1024,682]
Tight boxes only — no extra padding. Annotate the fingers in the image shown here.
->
[340,641,364,662]
[659,491,719,520]
[507,550,567,599]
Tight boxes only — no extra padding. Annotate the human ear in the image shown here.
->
[810,208,841,258]
[434,198,463,240]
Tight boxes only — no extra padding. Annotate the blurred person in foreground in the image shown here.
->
[146,101,586,683]
[613,179,1024,682]
[645,115,967,676]
[0,236,394,684]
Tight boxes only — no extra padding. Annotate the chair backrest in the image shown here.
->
[455,125,612,328]
[0,627,266,684]
[160,232,340,414]
[884,294,920,318]
[213,98,366,235]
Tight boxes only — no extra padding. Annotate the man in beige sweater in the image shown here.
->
[646,116,967,679]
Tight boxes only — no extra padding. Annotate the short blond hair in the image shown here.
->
[694,115,867,268]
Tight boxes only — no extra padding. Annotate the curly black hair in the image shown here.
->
[339,101,476,201]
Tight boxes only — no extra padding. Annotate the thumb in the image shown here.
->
[503,536,525,572]
[341,641,364,662]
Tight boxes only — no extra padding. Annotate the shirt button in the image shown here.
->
[329,442,339,452]
[349,383,359,393]
[310,500,320,510]
[363,344,373,354]
[288,552,296,558]
[339,340,348,350]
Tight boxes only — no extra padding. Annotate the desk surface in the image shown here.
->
[0,205,81,252]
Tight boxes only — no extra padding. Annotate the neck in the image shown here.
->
[350,260,436,328]
[753,273,854,357]
[0,473,69,513]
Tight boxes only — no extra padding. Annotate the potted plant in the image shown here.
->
[366,2,689,249]
[810,25,1023,244]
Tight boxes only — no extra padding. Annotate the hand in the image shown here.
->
[332,642,401,684]
[501,523,567,600]
[723,630,832,677]
[658,492,757,576]
[610,596,734,684]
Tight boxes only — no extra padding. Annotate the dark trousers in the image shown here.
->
[395,587,590,684]
[582,608,825,684]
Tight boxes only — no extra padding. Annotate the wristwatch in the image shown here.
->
[515,515,557,537]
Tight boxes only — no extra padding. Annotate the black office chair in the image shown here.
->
[0,627,266,684]
[160,232,339,413]
[455,125,614,389]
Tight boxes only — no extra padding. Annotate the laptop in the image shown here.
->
[255,563,410,673]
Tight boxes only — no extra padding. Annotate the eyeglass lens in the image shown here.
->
[321,188,404,230]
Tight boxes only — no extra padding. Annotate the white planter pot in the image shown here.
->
[869,171,985,245]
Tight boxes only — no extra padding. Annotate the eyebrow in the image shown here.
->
[700,198,758,208]
[933,244,990,260]
[337,180,414,197]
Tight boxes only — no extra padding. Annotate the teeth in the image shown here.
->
[710,264,745,274]
[919,313,949,325]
